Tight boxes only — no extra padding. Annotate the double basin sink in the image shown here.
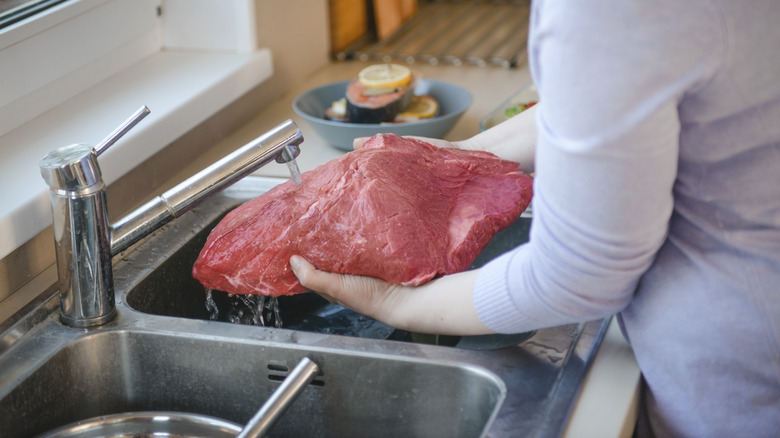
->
[0,176,608,437]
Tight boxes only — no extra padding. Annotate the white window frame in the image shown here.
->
[0,0,273,260]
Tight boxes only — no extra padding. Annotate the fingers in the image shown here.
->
[289,255,396,318]
[404,136,453,149]
[352,137,370,149]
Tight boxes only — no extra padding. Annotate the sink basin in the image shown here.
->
[121,177,534,348]
[0,327,503,437]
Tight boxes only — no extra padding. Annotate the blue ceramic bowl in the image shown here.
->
[293,79,472,151]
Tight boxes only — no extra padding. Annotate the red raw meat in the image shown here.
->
[192,134,533,296]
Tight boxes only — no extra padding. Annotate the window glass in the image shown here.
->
[0,0,69,29]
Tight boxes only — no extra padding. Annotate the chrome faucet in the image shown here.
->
[39,107,303,327]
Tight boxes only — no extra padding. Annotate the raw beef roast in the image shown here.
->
[192,134,533,296]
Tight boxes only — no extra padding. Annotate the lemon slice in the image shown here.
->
[358,64,412,88]
[398,95,438,120]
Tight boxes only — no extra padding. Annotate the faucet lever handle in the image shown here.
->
[94,105,151,157]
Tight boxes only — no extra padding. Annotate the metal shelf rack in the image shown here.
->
[336,0,531,69]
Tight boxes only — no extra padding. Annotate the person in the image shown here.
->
[290,1,780,436]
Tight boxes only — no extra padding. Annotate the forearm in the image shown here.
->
[382,270,495,336]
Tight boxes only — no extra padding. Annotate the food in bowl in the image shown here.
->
[325,64,439,124]
[293,78,472,151]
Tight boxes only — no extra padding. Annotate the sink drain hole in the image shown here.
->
[268,373,325,387]
[267,362,325,386]
[267,363,288,372]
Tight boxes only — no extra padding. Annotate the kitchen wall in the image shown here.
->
[0,0,330,315]
[105,0,331,218]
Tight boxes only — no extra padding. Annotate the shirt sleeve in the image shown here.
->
[474,0,718,333]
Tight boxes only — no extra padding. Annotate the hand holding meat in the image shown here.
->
[290,255,494,336]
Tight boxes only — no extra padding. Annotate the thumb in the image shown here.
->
[289,255,318,289]
[289,255,343,303]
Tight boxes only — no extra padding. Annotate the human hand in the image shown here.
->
[289,255,494,335]
[289,255,407,327]
[352,103,538,171]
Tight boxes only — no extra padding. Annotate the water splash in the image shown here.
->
[203,288,398,339]
[205,289,219,320]
[270,297,283,328]
[256,296,283,328]
[228,295,244,324]
[206,288,283,328]
[238,294,264,326]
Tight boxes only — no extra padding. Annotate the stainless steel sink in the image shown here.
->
[0,176,609,438]
[0,325,503,437]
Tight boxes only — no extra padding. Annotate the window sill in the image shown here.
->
[0,48,273,259]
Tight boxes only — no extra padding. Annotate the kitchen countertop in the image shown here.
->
[158,60,641,437]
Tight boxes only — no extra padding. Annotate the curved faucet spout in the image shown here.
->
[40,112,303,328]
[111,119,303,255]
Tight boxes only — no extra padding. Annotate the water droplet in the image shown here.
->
[205,289,219,320]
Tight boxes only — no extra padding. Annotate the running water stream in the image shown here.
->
[286,157,302,186]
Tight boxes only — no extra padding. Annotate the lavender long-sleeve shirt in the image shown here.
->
[473,1,780,436]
